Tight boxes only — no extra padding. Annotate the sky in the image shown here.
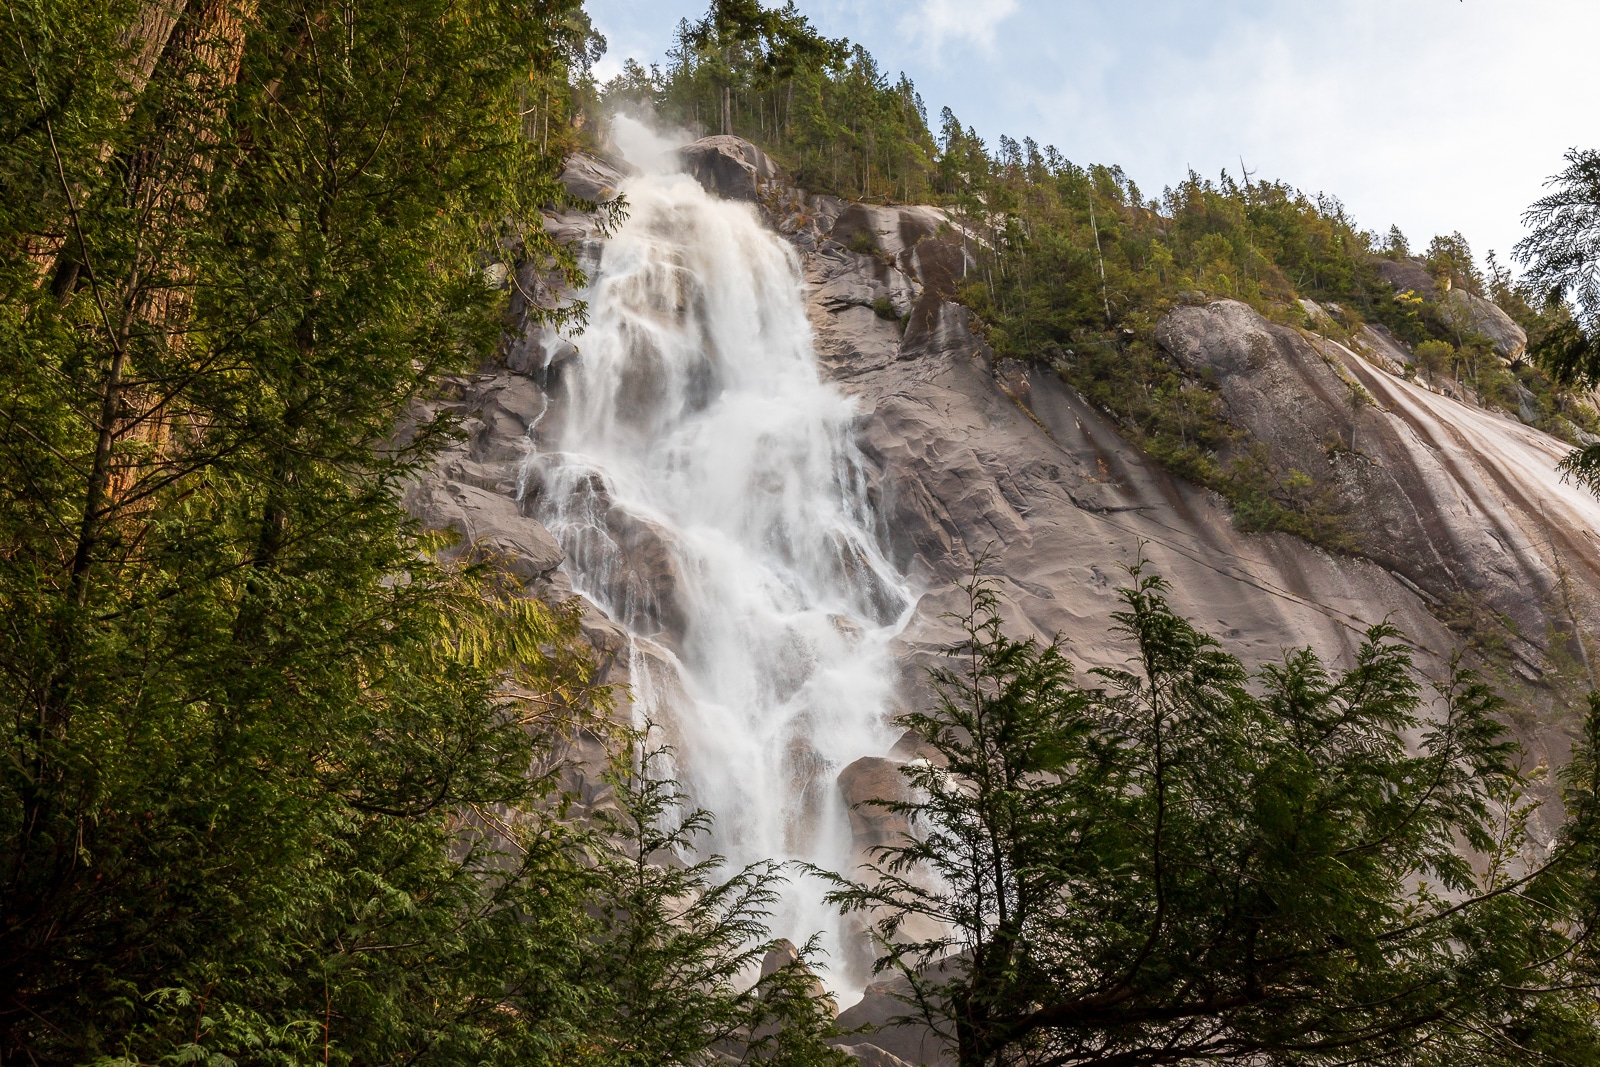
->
[584,0,1599,276]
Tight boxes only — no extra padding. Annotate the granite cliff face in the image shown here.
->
[406,134,1600,1055]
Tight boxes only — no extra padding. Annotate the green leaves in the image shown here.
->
[829,564,1600,1067]
[581,731,849,1067]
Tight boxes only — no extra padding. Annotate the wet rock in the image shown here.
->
[837,756,914,853]
[593,504,689,644]
[901,300,990,364]
[558,152,625,203]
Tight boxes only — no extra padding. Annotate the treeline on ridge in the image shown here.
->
[602,0,1600,546]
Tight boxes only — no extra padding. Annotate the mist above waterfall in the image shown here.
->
[522,116,913,989]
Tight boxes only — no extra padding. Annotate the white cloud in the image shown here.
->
[899,0,1020,54]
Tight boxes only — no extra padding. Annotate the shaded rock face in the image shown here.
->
[836,756,914,852]
[402,375,560,583]
[834,967,953,1067]
[558,152,625,203]
[677,134,779,202]
[1371,255,1438,300]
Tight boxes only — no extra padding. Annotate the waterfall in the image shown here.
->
[522,118,913,987]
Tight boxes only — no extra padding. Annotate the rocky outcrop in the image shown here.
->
[1368,254,1528,363]
[678,135,780,202]
[1371,256,1438,300]
[834,965,956,1067]
[558,152,625,203]
[785,185,1600,828]
[1442,287,1529,362]
[402,374,561,583]
[837,756,915,852]
[1155,299,1594,679]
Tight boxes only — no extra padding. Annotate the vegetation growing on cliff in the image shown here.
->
[609,1,1597,547]
[7,4,1600,1067]
[600,1,939,203]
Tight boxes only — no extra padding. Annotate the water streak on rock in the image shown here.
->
[522,119,912,984]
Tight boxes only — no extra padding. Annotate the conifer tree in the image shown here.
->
[826,565,1600,1067]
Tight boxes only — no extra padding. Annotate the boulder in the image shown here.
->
[837,756,914,852]
[1370,255,1439,300]
[759,939,832,1007]
[678,135,778,202]
[558,151,625,203]
[406,476,564,583]
[835,971,951,1066]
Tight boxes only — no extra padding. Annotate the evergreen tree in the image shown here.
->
[825,565,1600,1067]
[584,732,850,1067]
[1516,147,1600,493]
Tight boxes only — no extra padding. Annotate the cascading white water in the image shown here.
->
[522,118,913,987]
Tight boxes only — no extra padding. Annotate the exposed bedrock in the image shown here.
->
[404,137,1600,1057]
[1155,299,1597,680]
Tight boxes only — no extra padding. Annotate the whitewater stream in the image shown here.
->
[521,119,914,989]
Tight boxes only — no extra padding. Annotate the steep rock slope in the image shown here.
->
[411,131,1600,850]
[404,137,1600,1056]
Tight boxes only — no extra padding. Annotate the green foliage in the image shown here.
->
[826,565,1600,1067]
[1516,147,1600,493]
[602,3,939,203]
[1415,338,1456,382]
[585,733,850,1067]
[0,4,840,1066]
[1427,230,1486,294]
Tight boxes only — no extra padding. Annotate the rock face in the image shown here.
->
[1367,254,1528,362]
[677,134,780,202]
[1155,299,1589,680]
[402,375,562,582]
[1442,287,1529,362]
[836,756,915,852]
[405,137,1600,1064]
[1371,256,1438,300]
[835,970,950,1067]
